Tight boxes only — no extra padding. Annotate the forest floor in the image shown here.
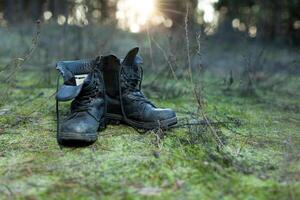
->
[0,66,299,200]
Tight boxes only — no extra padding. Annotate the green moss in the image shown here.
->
[0,70,299,200]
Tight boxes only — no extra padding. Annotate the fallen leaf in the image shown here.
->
[0,108,10,115]
[175,180,185,189]
[137,187,162,196]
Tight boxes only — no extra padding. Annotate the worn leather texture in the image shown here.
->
[57,57,106,143]
[105,47,177,128]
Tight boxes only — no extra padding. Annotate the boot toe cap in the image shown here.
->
[60,118,97,134]
[158,108,176,120]
[149,108,176,121]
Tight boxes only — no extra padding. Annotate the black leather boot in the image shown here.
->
[56,56,108,144]
[104,47,177,130]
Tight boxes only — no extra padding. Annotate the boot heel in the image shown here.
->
[98,119,107,131]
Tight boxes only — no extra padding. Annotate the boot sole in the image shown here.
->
[58,132,97,143]
[105,113,177,130]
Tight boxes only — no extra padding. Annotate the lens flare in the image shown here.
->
[116,0,156,33]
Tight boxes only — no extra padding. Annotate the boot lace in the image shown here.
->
[120,65,153,106]
[71,69,103,115]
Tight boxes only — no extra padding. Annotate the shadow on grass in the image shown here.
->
[58,140,96,148]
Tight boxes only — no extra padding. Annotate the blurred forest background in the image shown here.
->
[0,0,299,91]
[1,0,300,43]
[0,0,299,70]
[0,0,299,199]
[0,0,299,88]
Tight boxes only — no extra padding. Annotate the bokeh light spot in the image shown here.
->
[57,15,66,25]
[43,11,52,21]
[249,26,257,37]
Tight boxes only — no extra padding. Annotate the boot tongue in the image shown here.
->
[122,47,143,89]
[81,56,103,90]
[58,65,94,102]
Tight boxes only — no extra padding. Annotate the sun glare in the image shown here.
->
[198,0,219,23]
[116,0,156,33]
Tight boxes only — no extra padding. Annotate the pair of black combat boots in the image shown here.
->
[56,47,177,144]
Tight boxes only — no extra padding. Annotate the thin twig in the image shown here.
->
[151,36,178,80]
[184,4,223,149]
[170,120,240,129]
[4,20,41,80]
[146,25,154,69]
[0,21,41,105]
[185,5,193,85]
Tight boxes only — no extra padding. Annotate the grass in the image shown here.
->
[0,64,299,200]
